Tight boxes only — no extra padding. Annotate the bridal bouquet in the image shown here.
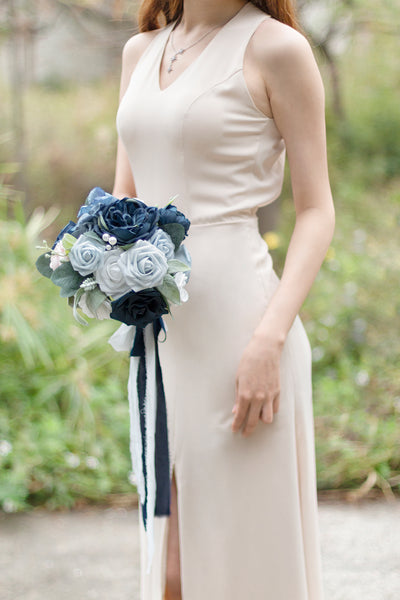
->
[36,187,191,572]
[36,187,191,326]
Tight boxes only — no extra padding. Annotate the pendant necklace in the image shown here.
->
[167,19,223,73]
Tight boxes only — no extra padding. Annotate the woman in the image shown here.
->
[113,0,334,598]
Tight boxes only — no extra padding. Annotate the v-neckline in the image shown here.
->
[156,2,250,93]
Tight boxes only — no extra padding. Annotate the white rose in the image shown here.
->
[118,240,168,292]
[94,248,131,299]
[174,272,189,302]
[78,293,112,320]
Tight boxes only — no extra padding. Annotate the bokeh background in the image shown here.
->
[0,0,399,513]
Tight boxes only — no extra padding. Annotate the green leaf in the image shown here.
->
[159,223,185,250]
[82,230,106,246]
[85,287,108,313]
[167,259,191,274]
[62,233,77,252]
[50,262,85,298]
[98,214,108,232]
[35,253,53,279]
[156,274,181,305]
[164,194,179,207]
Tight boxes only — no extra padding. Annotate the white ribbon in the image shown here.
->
[108,323,158,573]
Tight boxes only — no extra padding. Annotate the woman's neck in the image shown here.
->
[179,1,248,34]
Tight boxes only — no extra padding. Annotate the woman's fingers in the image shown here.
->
[272,393,280,414]
[231,393,250,433]
[242,401,263,436]
[260,399,275,424]
[232,391,279,435]
[232,365,280,435]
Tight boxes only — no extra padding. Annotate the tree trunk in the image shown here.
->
[6,0,30,210]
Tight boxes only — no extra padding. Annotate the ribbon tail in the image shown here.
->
[143,324,157,573]
[153,319,171,517]
[125,318,171,575]
[127,354,146,505]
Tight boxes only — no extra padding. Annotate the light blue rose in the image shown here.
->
[119,240,168,292]
[149,229,175,260]
[95,248,131,299]
[69,234,105,276]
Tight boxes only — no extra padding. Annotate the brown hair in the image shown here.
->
[137,1,300,33]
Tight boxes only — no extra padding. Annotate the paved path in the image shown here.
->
[1,500,399,599]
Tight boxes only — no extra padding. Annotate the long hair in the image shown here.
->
[137,1,300,33]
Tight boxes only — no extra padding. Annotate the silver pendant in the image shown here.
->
[168,48,185,73]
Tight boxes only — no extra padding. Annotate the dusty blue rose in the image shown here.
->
[69,234,105,276]
[94,198,159,245]
[77,187,116,226]
[148,229,175,260]
[110,289,168,327]
[119,240,168,292]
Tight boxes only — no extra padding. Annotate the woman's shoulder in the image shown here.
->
[249,17,315,75]
[122,28,163,72]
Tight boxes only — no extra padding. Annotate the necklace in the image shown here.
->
[167,20,221,73]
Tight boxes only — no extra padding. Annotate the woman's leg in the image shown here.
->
[164,470,182,600]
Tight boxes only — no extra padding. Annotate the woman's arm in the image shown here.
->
[232,22,335,436]
[112,31,158,199]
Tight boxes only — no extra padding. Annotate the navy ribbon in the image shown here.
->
[130,318,171,528]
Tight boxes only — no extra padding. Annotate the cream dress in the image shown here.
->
[116,2,324,598]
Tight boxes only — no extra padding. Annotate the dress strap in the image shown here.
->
[208,2,271,79]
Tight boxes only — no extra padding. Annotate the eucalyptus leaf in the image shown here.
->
[85,287,108,313]
[167,259,191,274]
[82,230,106,246]
[157,274,181,305]
[73,289,89,326]
[159,223,185,250]
[51,262,85,298]
[35,253,53,279]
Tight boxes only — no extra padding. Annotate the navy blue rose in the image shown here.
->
[110,289,169,327]
[158,204,190,235]
[94,199,159,245]
[52,220,77,249]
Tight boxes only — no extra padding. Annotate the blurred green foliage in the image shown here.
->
[0,11,399,511]
[271,25,400,497]
[0,201,133,511]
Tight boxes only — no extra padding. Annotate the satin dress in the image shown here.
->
[116,2,324,598]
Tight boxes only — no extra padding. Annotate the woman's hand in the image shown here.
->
[232,333,284,437]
